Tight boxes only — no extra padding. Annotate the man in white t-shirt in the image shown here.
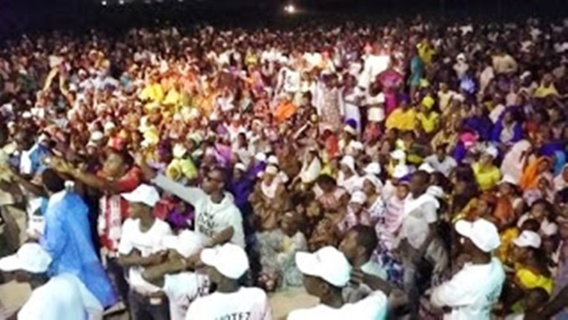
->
[142,230,210,320]
[288,246,388,320]
[423,144,458,177]
[430,219,506,319]
[0,243,103,320]
[118,184,173,320]
[186,243,272,320]
[136,155,245,248]
[396,170,448,317]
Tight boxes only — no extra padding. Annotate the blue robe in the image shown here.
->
[40,191,118,308]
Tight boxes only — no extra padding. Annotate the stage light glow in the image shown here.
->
[101,0,107,5]
[284,4,296,14]
[119,0,124,4]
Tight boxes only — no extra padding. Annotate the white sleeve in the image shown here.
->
[221,208,245,246]
[118,220,134,255]
[430,271,475,308]
[260,294,273,320]
[422,202,438,224]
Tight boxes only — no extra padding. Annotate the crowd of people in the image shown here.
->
[0,15,567,320]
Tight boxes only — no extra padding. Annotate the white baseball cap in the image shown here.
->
[200,243,249,280]
[484,145,499,159]
[295,246,352,287]
[455,219,501,252]
[121,184,161,207]
[363,162,381,176]
[392,164,411,179]
[390,149,406,161]
[513,230,542,249]
[0,243,52,273]
[340,155,356,173]
[350,191,367,204]
[162,230,204,258]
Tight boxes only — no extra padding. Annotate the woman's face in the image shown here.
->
[362,179,375,195]
[531,203,547,220]
[477,199,492,216]
[499,182,513,195]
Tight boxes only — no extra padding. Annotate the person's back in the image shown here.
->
[18,273,94,320]
[431,257,505,319]
[186,287,271,320]
[288,291,388,320]
[41,191,117,307]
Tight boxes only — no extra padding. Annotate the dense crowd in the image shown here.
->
[0,16,568,320]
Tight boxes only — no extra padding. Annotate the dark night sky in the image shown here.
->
[0,0,566,37]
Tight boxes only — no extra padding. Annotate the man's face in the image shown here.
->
[15,133,33,151]
[302,274,324,298]
[339,231,358,263]
[409,174,426,196]
[127,202,146,220]
[103,153,125,177]
[202,169,223,195]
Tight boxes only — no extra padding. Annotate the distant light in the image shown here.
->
[284,4,296,14]
[119,0,124,4]
[101,0,107,5]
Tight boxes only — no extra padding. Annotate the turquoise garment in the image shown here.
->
[40,191,118,308]
[408,56,424,86]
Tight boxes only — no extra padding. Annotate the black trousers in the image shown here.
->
[128,290,170,320]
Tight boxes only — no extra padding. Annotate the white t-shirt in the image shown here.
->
[288,292,388,320]
[186,287,272,320]
[18,273,103,320]
[424,155,458,177]
[163,272,210,320]
[431,258,506,320]
[118,218,172,294]
[400,194,439,249]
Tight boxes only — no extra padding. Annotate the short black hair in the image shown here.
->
[316,174,336,187]
[350,225,378,258]
[413,170,431,184]
[41,168,66,193]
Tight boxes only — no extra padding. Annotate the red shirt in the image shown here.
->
[98,167,142,253]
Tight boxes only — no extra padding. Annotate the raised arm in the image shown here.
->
[135,153,207,206]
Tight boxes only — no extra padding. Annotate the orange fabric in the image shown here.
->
[520,157,547,191]
[274,101,298,122]
[494,196,515,228]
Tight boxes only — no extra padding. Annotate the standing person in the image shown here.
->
[288,246,389,319]
[136,154,245,248]
[316,74,344,132]
[118,184,173,320]
[341,75,364,133]
[51,150,143,305]
[396,170,448,317]
[430,219,506,319]
[186,243,272,320]
[0,243,103,320]
[39,168,118,309]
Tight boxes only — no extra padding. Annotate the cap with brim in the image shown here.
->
[200,243,249,280]
[121,184,160,207]
[512,230,542,249]
[295,246,351,287]
[340,156,356,173]
[162,231,203,258]
[0,243,52,274]
[350,191,367,204]
[363,162,381,176]
[235,163,247,172]
[499,174,518,186]
[392,165,410,179]
[419,163,435,174]
[455,219,501,252]
[390,150,406,161]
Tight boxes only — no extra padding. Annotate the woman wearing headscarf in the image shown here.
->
[249,165,288,232]
[336,155,362,195]
[491,109,523,147]
[500,139,533,185]
[294,146,322,191]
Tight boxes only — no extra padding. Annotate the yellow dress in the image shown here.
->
[386,108,417,131]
